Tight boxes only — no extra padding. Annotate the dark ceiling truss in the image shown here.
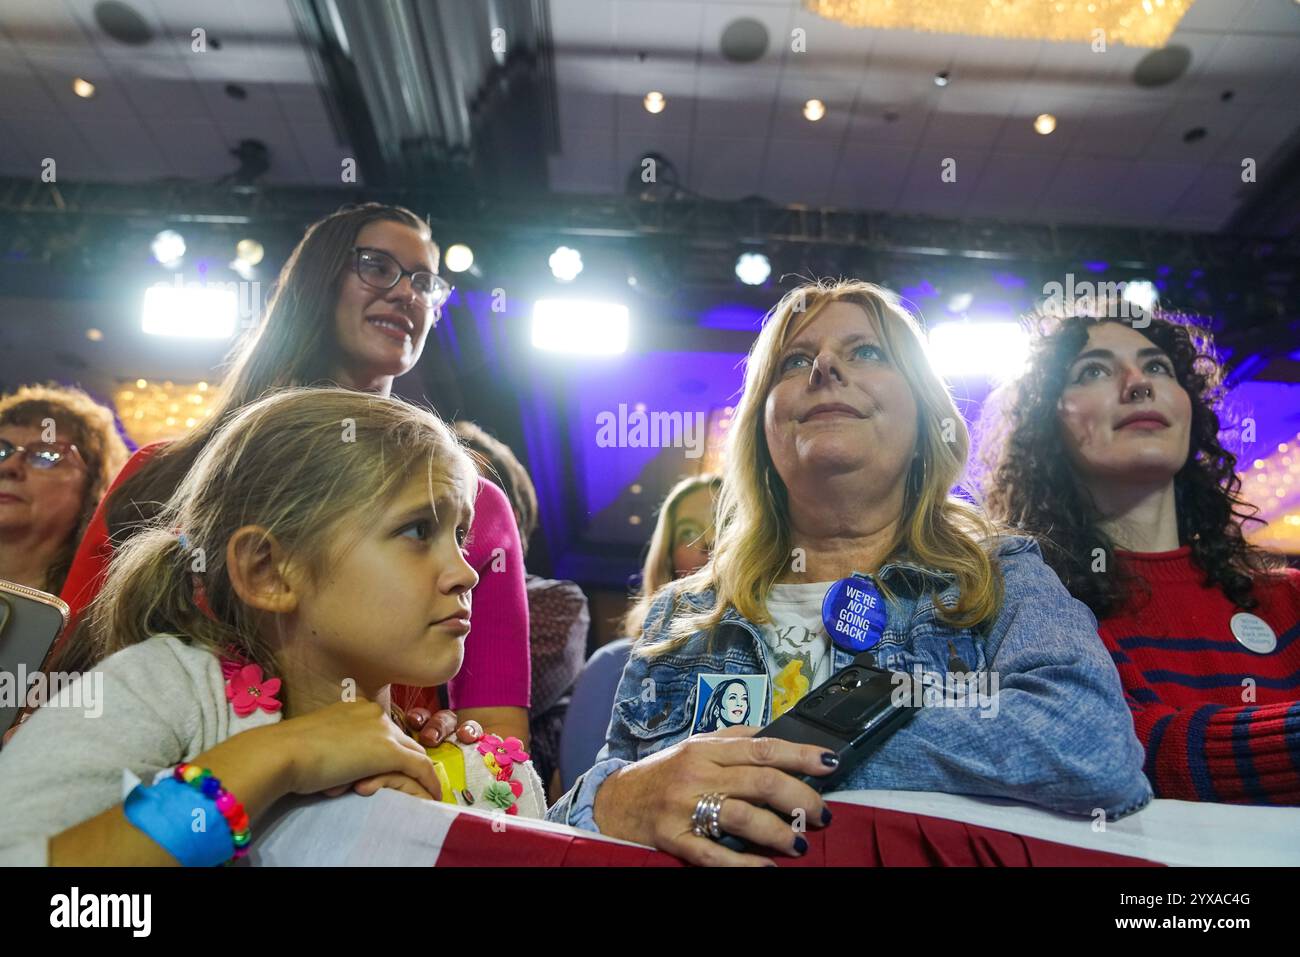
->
[3,177,1298,275]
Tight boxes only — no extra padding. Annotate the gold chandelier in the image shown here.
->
[803,0,1192,47]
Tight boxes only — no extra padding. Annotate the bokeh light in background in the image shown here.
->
[113,380,217,446]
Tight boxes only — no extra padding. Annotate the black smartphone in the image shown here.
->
[0,580,70,737]
[715,652,919,851]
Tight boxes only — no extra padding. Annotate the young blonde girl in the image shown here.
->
[0,388,544,866]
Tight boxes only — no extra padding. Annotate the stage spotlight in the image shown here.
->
[947,292,973,313]
[72,77,96,98]
[549,246,583,282]
[142,282,238,339]
[1034,113,1057,135]
[928,321,1029,380]
[803,98,826,122]
[151,230,186,267]
[1122,279,1158,313]
[643,91,666,114]
[234,238,264,266]
[532,299,629,355]
[735,252,771,285]
[445,244,474,273]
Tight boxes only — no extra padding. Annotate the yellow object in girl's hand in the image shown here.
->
[425,742,467,805]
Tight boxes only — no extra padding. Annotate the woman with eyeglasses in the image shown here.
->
[0,384,128,593]
[49,204,532,750]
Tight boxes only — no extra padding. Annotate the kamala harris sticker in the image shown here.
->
[692,673,768,734]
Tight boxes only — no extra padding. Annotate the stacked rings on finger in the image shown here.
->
[691,792,726,840]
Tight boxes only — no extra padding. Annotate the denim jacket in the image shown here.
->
[548,536,1152,832]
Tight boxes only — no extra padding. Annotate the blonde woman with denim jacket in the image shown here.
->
[548,280,1151,866]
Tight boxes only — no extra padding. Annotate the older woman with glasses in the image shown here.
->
[48,203,532,752]
[548,279,1151,866]
[0,384,128,594]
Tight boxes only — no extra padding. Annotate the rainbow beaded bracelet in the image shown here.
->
[173,763,252,861]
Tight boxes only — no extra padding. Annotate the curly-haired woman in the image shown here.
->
[0,384,128,593]
[984,311,1300,805]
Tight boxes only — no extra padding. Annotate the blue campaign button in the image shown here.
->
[821,574,887,653]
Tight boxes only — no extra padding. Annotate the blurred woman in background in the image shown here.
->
[50,204,530,746]
[454,419,589,798]
[0,384,127,594]
[621,474,721,638]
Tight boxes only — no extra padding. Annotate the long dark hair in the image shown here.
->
[49,204,432,675]
[982,311,1275,618]
[104,203,433,543]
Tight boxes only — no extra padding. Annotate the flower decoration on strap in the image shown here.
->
[476,734,528,779]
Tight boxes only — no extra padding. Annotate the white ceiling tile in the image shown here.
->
[274,83,332,129]
[1182,34,1300,104]
[290,122,351,184]
[898,148,990,217]
[1170,162,1252,223]
[1,0,90,55]
[1142,98,1247,160]
[1233,0,1300,34]
[1073,95,1167,159]
[760,136,837,205]
[1214,103,1300,165]
[1178,0,1252,32]
[145,118,244,180]
[548,128,617,192]
[690,63,780,138]
[965,152,1055,217]
[0,115,39,174]
[1041,155,1137,210]
[613,1,705,60]
[1114,161,1205,214]
[0,60,62,115]
[786,7,874,61]
[844,89,936,145]
[75,118,173,178]
[826,141,910,208]
[922,87,1012,150]
[550,0,616,48]
[688,136,764,199]
[3,110,100,177]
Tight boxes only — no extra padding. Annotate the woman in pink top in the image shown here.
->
[54,203,530,745]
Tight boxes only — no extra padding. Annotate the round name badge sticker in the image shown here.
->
[1230,613,1277,655]
[822,574,887,653]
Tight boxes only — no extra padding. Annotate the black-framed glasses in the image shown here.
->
[0,438,86,471]
[351,247,452,309]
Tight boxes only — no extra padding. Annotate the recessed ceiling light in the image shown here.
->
[1034,113,1057,135]
[934,71,950,87]
[803,98,826,122]
[72,77,96,98]
[85,328,104,341]
[643,91,666,114]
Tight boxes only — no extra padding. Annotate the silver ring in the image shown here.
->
[691,792,726,840]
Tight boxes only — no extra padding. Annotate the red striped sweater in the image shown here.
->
[1098,548,1300,805]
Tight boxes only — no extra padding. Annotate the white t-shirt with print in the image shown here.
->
[759,582,837,718]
